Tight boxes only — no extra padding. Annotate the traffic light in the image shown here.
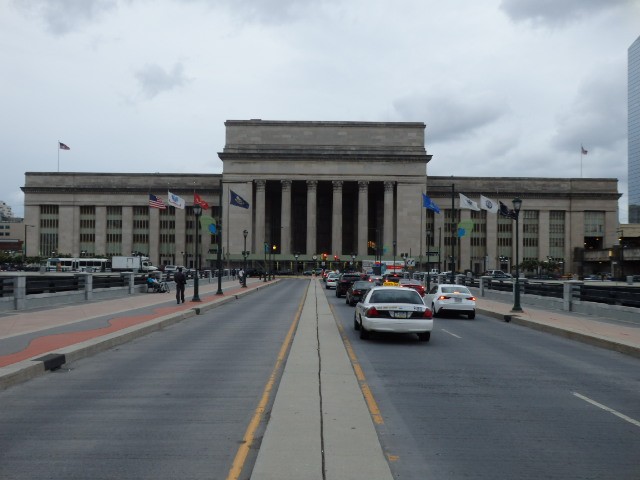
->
[322,253,328,261]
[334,255,339,261]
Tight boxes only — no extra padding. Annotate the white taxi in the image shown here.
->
[354,286,433,341]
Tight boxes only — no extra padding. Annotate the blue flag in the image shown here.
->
[422,193,441,213]
[230,190,250,209]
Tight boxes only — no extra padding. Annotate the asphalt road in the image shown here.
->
[326,287,640,480]
[0,281,308,480]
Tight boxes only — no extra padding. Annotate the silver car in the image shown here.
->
[325,272,340,289]
[354,286,433,341]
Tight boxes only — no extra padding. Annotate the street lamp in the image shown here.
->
[351,252,356,271]
[242,229,248,287]
[271,244,276,280]
[392,240,397,275]
[294,252,300,275]
[512,197,523,312]
[192,204,202,302]
[263,242,268,282]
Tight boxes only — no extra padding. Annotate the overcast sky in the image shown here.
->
[1,0,638,221]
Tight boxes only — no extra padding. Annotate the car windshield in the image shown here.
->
[352,281,370,289]
[370,290,422,305]
[441,286,471,295]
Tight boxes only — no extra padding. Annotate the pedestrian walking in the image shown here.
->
[174,266,187,304]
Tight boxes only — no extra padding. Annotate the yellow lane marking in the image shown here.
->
[226,286,307,480]
[331,306,385,425]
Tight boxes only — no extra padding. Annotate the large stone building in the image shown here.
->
[22,120,624,276]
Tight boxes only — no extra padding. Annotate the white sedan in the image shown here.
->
[354,286,433,341]
[424,284,476,319]
[325,273,340,289]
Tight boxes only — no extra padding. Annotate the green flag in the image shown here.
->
[200,215,217,234]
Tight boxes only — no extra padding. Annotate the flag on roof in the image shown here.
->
[422,193,441,213]
[581,145,588,155]
[459,193,480,211]
[148,194,167,209]
[480,195,499,214]
[59,142,70,150]
[230,190,250,209]
[168,191,185,209]
[194,192,209,210]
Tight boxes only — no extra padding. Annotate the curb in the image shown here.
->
[0,281,278,391]
[477,308,640,359]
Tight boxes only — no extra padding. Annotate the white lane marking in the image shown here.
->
[572,392,640,428]
[441,329,461,338]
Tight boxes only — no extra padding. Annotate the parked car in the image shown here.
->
[399,278,426,297]
[424,284,476,319]
[336,273,366,297]
[345,280,373,306]
[325,272,340,289]
[354,286,433,341]
[484,270,512,279]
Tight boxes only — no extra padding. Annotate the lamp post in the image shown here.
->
[351,252,356,271]
[512,197,522,312]
[271,244,276,280]
[392,240,397,275]
[617,229,624,281]
[294,252,300,275]
[192,204,202,302]
[242,229,248,287]
[263,242,268,282]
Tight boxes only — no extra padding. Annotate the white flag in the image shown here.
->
[459,193,480,211]
[480,195,499,214]
[167,191,185,209]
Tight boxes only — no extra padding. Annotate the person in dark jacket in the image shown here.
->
[174,267,187,304]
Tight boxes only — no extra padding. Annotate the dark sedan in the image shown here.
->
[336,273,367,298]
[345,280,373,306]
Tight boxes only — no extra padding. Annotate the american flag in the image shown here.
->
[149,193,167,209]
[59,142,70,150]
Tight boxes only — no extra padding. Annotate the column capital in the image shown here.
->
[306,180,318,190]
[332,180,344,190]
[255,179,266,191]
[358,181,369,192]
[281,179,292,190]
[384,181,395,192]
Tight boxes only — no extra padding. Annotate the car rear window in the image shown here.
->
[370,290,422,304]
[441,286,471,294]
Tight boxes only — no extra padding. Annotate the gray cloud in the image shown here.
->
[500,0,630,27]
[551,63,627,154]
[12,0,118,35]
[393,92,510,143]
[134,62,192,99]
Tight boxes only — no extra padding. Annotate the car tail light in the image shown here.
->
[438,295,450,300]
[467,296,476,301]
[366,306,380,317]
[422,309,433,319]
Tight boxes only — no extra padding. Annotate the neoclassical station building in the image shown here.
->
[22,120,622,276]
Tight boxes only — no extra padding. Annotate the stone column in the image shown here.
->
[255,180,266,252]
[357,181,369,258]
[383,181,395,258]
[306,180,318,256]
[332,181,343,257]
[280,180,292,255]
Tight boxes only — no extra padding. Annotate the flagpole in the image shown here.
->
[450,183,455,283]
[57,141,60,172]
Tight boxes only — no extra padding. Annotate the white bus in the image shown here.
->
[46,257,110,272]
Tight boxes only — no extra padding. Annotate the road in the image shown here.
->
[325,286,640,480]
[0,280,308,480]
[0,279,639,479]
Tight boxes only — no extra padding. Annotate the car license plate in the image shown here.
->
[392,311,409,318]
[455,297,462,303]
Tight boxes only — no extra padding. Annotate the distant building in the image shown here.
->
[21,120,627,276]
[0,201,14,221]
[629,35,640,223]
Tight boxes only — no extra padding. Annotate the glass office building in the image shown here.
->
[629,35,640,223]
